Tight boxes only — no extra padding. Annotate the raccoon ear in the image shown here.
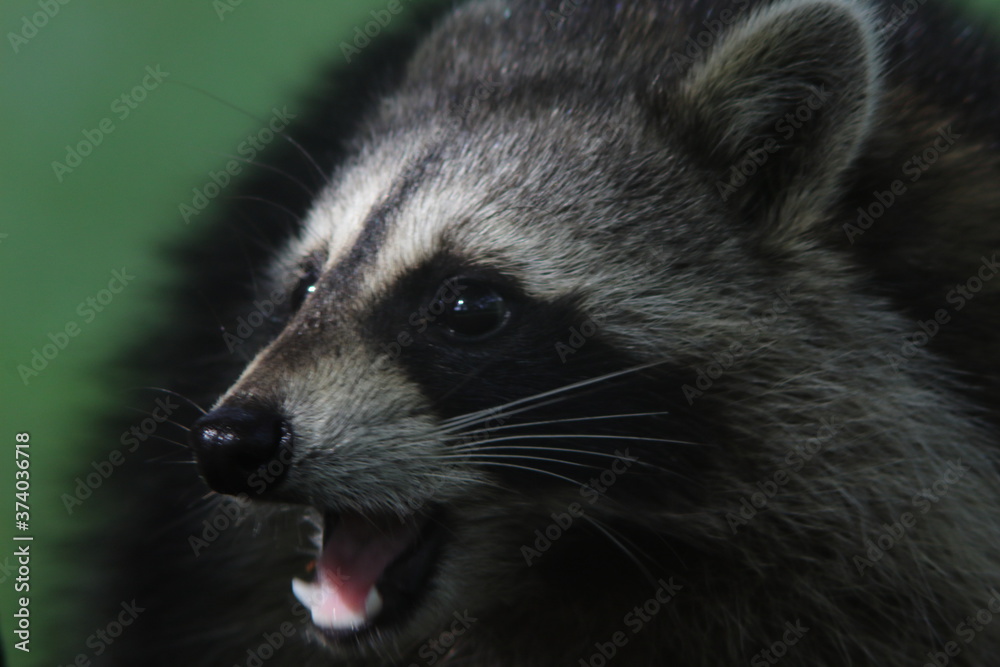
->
[674,0,880,245]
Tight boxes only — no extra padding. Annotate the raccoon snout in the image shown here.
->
[189,405,294,497]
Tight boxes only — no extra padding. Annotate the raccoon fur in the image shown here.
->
[87,0,1000,665]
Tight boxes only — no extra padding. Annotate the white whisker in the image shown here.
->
[450,433,706,449]
[452,410,673,436]
[582,516,657,584]
[441,360,670,430]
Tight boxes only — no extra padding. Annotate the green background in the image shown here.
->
[0,0,997,665]
[0,2,427,665]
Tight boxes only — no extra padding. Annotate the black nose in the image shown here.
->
[189,405,294,496]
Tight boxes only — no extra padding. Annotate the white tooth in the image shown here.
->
[317,604,364,631]
[292,578,319,610]
[365,586,383,619]
[292,579,384,631]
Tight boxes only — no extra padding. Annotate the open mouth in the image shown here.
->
[292,509,446,640]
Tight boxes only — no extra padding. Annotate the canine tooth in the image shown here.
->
[292,578,384,631]
[318,605,364,631]
[365,586,383,619]
[292,578,319,609]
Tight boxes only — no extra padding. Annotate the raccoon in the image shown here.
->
[90,0,1000,665]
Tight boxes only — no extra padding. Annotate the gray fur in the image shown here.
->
[106,0,1000,664]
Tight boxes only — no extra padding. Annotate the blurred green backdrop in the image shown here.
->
[0,0,998,665]
[0,2,429,665]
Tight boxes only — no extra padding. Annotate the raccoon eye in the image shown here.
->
[436,278,510,341]
[290,265,320,312]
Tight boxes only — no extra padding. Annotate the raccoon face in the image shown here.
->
[189,0,879,659]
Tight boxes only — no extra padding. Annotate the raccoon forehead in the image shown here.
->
[275,142,426,279]
[299,177,623,306]
[283,121,709,306]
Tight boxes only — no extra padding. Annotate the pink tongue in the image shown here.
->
[315,514,418,618]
